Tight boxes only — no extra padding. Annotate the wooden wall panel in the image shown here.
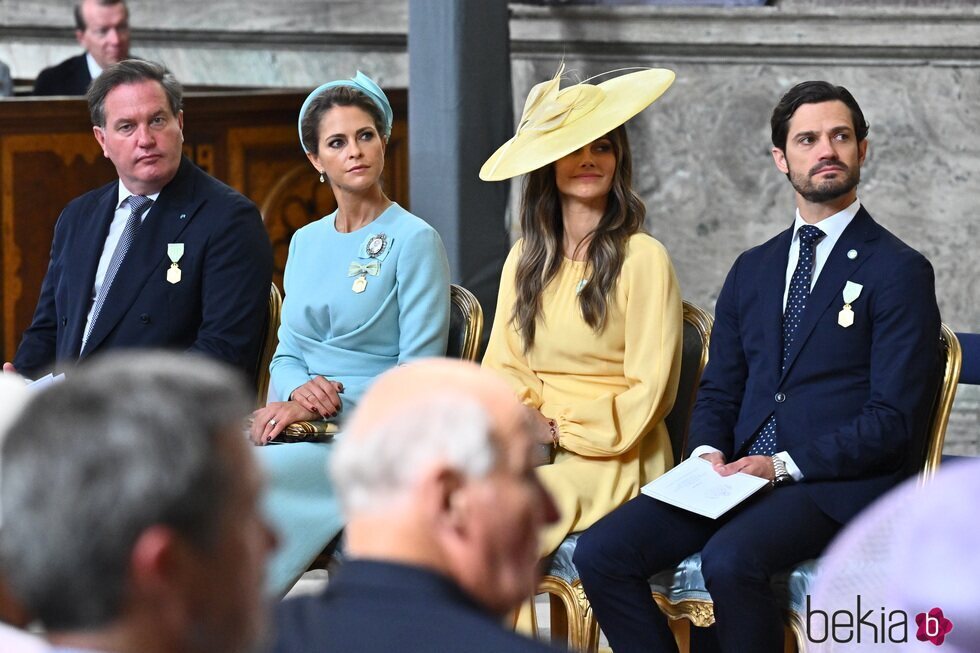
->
[0,90,408,362]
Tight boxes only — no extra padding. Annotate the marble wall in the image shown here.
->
[2,0,976,452]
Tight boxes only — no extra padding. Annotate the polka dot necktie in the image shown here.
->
[747,224,825,456]
[81,195,153,353]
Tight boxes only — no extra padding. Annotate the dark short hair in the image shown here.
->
[300,85,387,154]
[87,59,182,128]
[74,0,128,31]
[0,352,251,630]
[770,81,869,151]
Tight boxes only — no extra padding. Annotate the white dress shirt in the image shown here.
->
[84,53,102,83]
[691,199,862,480]
[82,183,161,341]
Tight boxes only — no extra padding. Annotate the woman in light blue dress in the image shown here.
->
[250,72,450,594]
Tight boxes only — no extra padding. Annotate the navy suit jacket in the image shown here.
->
[269,560,557,653]
[33,54,91,96]
[13,156,273,380]
[687,207,941,524]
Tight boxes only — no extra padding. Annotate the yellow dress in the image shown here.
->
[483,233,683,555]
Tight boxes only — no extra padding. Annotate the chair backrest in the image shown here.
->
[663,300,713,464]
[953,331,979,385]
[255,282,283,406]
[919,324,962,481]
[447,283,484,362]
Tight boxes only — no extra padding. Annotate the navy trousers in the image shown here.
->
[574,484,840,653]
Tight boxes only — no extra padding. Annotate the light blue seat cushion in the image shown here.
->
[648,553,819,616]
[545,532,583,584]
[544,535,819,621]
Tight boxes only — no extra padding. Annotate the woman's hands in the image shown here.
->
[527,407,556,446]
[527,407,558,466]
[250,401,319,445]
[291,376,344,419]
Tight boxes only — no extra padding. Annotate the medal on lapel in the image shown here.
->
[366,233,388,257]
[167,243,184,284]
[838,280,863,328]
[348,233,388,294]
[347,259,380,294]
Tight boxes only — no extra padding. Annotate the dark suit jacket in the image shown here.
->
[270,560,558,653]
[13,156,273,380]
[687,207,941,524]
[33,54,92,96]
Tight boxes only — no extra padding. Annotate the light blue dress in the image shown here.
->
[259,203,450,594]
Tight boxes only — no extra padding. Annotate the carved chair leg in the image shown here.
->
[548,593,570,646]
[668,617,691,653]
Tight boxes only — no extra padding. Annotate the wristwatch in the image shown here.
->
[771,455,792,487]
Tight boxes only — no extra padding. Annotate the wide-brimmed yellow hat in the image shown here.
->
[480,65,675,182]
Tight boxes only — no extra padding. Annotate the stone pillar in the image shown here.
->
[408,0,512,351]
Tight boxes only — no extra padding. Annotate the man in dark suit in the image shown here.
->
[574,81,942,652]
[33,0,130,96]
[270,359,560,653]
[6,59,272,380]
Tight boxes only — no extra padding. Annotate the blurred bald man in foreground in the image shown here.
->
[270,359,561,653]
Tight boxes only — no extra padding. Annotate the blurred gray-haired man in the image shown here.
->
[0,352,276,653]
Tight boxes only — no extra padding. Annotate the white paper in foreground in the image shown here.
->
[641,456,769,519]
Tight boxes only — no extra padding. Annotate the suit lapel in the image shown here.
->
[779,208,879,380]
[63,184,117,357]
[81,158,204,355]
[761,227,793,376]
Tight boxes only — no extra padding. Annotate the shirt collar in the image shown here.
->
[84,53,102,82]
[115,181,161,209]
[792,197,861,243]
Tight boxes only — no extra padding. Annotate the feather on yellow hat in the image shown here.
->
[480,65,675,182]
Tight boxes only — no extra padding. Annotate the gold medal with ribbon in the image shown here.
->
[167,243,184,284]
[348,259,380,294]
[838,280,862,328]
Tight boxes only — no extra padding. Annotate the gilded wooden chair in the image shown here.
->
[648,324,961,653]
[536,300,713,651]
[448,283,484,362]
[255,282,283,406]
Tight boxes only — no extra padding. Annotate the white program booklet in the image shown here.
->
[641,455,770,519]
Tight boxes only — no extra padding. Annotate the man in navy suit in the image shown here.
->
[33,0,131,96]
[270,359,560,653]
[574,81,942,652]
[6,59,272,380]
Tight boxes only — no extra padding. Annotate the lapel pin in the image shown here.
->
[847,249,858,260]
[179,213,187,220]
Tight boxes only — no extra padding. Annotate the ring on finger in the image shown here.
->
[268,418,277,427]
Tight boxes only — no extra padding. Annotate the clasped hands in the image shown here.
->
[249,376,344,445]
[699,451,775,482]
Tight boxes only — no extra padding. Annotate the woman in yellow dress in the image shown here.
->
[480,66,683,557]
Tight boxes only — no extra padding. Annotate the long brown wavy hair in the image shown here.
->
[512,125,646,351]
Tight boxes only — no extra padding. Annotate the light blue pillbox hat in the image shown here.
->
[297,71,393,152]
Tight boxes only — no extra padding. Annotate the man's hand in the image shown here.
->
[699,451,726,473]
[717,455,775,481]
[290,376,344,419]
[3,362,16,374]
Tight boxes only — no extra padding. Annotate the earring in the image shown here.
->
[319,171,325,183]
